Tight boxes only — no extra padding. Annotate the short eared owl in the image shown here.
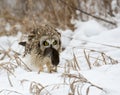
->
[19,25,61,73]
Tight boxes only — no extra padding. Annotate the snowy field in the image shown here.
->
[0,20,120,95]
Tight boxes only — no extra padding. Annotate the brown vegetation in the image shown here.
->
[0,0,120,36]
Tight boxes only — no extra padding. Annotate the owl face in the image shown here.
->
[39,35,61,53]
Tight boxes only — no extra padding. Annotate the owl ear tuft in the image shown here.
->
[19,42,26,46]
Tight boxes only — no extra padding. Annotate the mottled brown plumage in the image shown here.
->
[19,25,61,73]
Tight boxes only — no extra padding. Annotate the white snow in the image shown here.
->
[0,19,120,95]
[59,29,73,48]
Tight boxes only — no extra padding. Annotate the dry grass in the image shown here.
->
[0,0,119,36]
[29,81,51,95]
[63,54,80,74]
[84,49,118,67]
[62,72,106,95]
[0,44,32,88]
[65,48,118,71]
[83,49,91,69]
[20,79,69,95]
[60,48,118,94]
[0,45,31,71]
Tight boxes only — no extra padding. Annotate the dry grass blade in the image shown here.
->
[73,52,81,71]
[84,49,91,69]
[86,85,91,95]
[101,52,107,65]
[0,89,23,95]
[93,55,101,67]
[90,84,104,91]
[69,80,76,95]
[7,71,13,87]
[64,60,71,74]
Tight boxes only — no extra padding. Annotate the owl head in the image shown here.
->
[36,25,61,54]
[19,25,61,72]
[19,24,61,57]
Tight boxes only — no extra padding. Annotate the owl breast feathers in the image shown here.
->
[19,25,61,73]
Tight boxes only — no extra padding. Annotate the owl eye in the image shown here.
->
[43,41,49,46]
[53,40,57,45]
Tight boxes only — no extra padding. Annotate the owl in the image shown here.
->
[19,25,61,73]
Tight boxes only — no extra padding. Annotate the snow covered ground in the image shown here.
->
[0,20,120,95]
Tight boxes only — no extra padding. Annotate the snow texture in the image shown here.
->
[0,20,120,95]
